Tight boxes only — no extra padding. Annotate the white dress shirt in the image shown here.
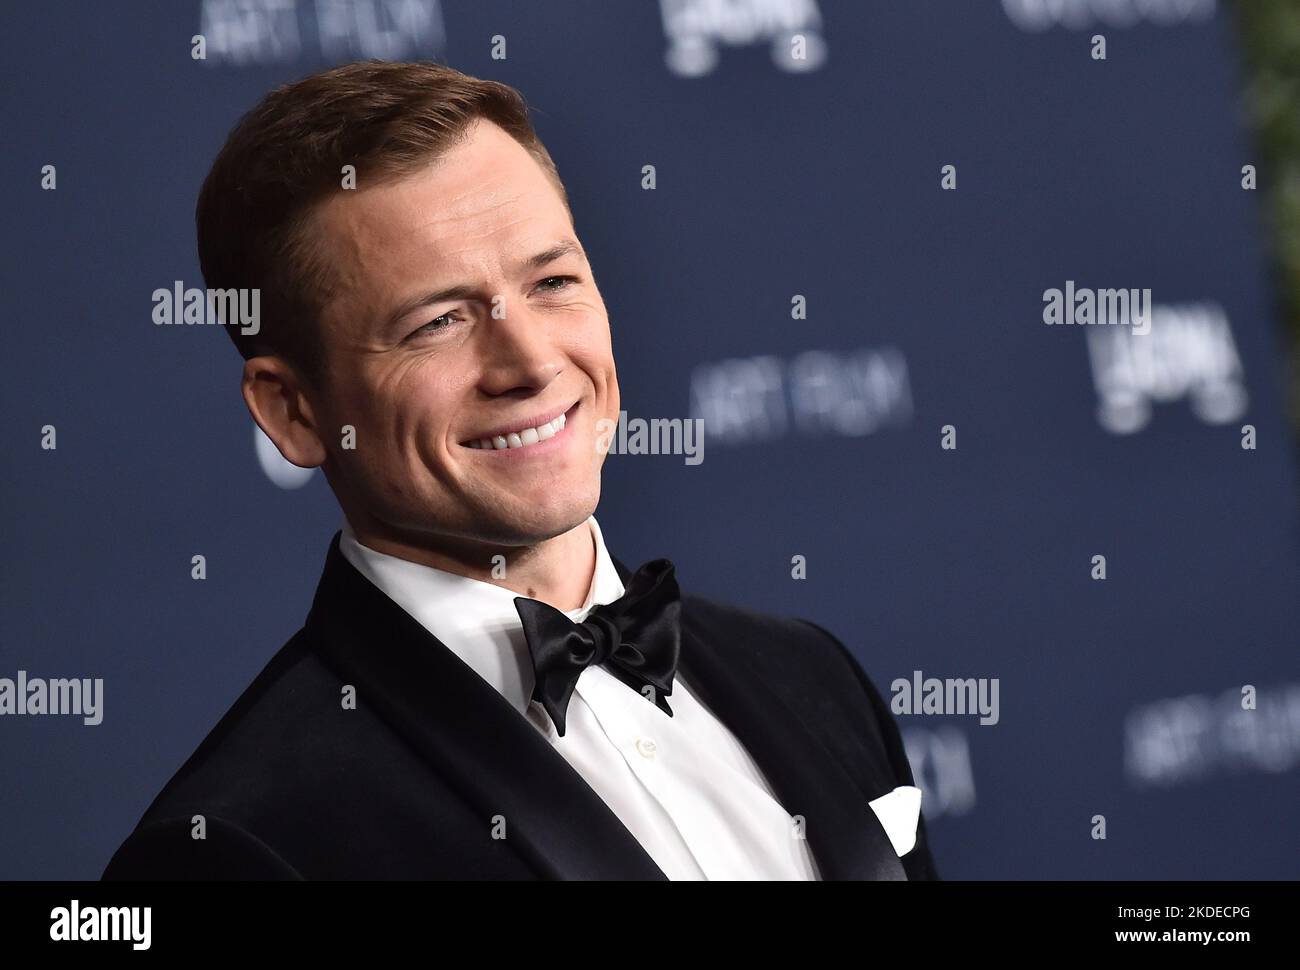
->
[338,515,820,880]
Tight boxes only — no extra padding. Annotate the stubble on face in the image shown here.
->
[301,119,622,572]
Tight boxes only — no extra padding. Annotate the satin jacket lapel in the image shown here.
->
[307,533,668,880]
[611,554,907,881]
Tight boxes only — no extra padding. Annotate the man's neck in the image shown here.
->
[344,516,597,612]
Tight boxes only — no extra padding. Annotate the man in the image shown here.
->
[103,60,938,881]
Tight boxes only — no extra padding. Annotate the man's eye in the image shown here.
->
[409,312,459,338]
[536,275,577,293]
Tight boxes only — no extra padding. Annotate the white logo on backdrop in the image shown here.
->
[1124,682,1300,786]
[1085,301,1247,435]
[1001,0,1216,32]
[689,346,913,445]
[902,727,977,819]
[659,0,827,78]
[199,0,446,66]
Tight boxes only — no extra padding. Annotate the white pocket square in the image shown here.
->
[867,785,923,856]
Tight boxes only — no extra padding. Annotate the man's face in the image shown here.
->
[306,118,619,550]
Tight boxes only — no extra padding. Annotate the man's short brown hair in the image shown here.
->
[196,59,571,385]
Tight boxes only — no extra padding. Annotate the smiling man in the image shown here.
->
[102,60,938,881]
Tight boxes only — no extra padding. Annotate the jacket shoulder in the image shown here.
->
[107,629,345,872]
[102,814,302,880]
[679,594,941,880]
[679,593,885,716]
[678,593,896,758]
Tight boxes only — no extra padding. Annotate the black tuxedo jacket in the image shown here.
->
[103,532,939,881]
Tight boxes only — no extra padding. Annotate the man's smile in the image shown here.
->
[461,400,581,455]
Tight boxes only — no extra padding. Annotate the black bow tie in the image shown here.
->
[513,559,681,737]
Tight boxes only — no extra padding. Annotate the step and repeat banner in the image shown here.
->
[2,0,1297,879]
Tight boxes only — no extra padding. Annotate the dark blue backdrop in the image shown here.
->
[2,0,1297,879]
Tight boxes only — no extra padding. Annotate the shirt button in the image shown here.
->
[635,737,658,759]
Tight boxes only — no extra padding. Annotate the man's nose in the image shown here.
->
[474,301,562,395]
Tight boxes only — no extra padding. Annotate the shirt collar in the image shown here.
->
[337,515,626,716]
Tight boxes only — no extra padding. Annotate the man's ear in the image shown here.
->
[242,356,327,469]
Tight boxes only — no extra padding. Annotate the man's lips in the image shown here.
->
[459,401,579,449]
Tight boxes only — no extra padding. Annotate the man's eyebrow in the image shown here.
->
[381,240,587,332]
[519,240,586,271]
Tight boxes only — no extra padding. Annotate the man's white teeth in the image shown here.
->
[469,410,566,450]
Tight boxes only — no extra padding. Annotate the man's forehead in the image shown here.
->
[319,160,564,263]
[325,173,551,244]
[320,206,573,294]
[320,209,556,315]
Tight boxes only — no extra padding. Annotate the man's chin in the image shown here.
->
[470,499,597,548]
